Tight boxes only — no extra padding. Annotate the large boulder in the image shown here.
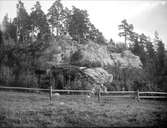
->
[83,67,113,84]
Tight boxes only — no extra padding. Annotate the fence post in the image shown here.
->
[49,85,52,104]
[97,88,101,102]
[137,89,140,101]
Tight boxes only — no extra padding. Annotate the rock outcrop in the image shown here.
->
[39,39,142,69]
[70,40,142,69]
[110,50,142,68]
[38,39,142,88]
[71,41,114,67]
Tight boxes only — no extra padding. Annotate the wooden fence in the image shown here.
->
[0,86,167,103]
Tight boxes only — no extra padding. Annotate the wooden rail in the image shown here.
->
[52,89,91,93]
[139,96,167,99]
[139,92,167,95]
[139,91,167,99]
[0,86,49,91]
[0,86,167,102]
[105,91,136,94]
[102,95,135,98]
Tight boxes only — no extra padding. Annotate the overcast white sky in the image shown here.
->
[0,0,167,47]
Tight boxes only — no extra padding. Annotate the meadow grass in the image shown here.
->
[0,90,167,127]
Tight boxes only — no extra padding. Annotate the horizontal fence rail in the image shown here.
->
[0,86,49,91]
[102,95,135,98]
[0,86,167,100]
[139,91,167,99]
[139,96,167,99]
[105,91,136,94]
[52,89,91,93]
[139,92,167,95]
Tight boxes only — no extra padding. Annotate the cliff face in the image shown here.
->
[38,39,142,86]
[70,41,142,69]
[38,38,77,69]
[71,41,114,67]
[110,50,142,69]
[39,39,142,69]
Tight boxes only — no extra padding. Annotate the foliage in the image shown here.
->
[129,33,147,66]
[118,19,134,47]
[16,0,31,42]
[47,0,67,36]
[127,21,167,91]
[30,1,50,41]
[0,1,51,88]
[0,65,38,87]
[155,40,166,90]
[156,40,165,75]
[67,6,89,42]
[2,14,17,41]
[106,64,146,91]
[114,42,127,53]
[87,22,106,44]
[0,30,4,65]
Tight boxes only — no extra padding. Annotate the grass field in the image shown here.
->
[0,90,167,127]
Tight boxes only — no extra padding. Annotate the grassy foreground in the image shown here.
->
[0,91,167,127]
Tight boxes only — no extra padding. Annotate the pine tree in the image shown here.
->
[47,0,66,37]
[2,14,10,39]
[2,14,17,41]
[16,0,31,42]
[155,40,166,89]
[67,6,89,42]
[153,30,160,51]
[118,19,133,47]
[156,40,165,74]
[2,14,9,29]
[87,22,106,44]
[129,33,147,66]
[0,30,4,65]
[30,1,50,41]
[163,52,167,91]
[145,40,157,88]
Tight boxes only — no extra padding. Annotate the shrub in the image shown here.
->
[114,42,127,53]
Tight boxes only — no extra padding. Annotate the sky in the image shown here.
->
[0,0,167,47]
